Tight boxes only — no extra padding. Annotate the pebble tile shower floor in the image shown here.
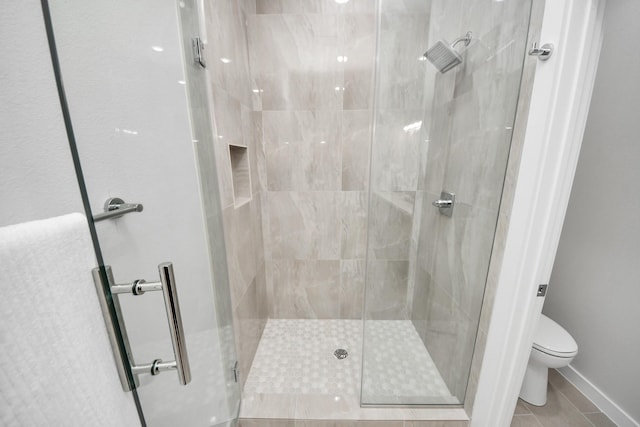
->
[244,319,455,403]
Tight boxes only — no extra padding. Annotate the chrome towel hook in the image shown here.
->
[93,197,143,222]
[529,42,554,61]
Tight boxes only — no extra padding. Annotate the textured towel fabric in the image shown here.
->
[0,213,140,426]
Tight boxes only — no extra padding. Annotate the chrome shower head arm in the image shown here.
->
[451,31,473,49]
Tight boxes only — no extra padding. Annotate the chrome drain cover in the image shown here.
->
[334,349,348,360]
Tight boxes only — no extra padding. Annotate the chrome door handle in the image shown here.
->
[157,262,191,385]
[92,262,191,389]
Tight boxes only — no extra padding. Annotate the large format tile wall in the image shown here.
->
[408,0,535,401]
[247,0,377,319]
[204,0,268,385]
[364,0,432,320]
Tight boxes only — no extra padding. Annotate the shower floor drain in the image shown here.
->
[334,349,348,360]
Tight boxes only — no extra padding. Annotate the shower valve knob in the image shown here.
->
[432,191,455,217]
[432,200,453,208]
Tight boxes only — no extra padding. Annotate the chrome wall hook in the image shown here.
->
[529,42,554,61]
[93,197,143,222]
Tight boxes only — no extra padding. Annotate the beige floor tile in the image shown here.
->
[403,421,468,427]
[240,419,296,427]
[523,383,594,427]
[510,415,543,427]
[547,370,600,414]
[584,412,617,427]
[294,421,403,427]
[514,399,532,415]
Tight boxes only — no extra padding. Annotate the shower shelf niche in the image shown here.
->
[228,144,251,208]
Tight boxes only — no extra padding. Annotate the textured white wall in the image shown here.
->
[0,1,139,424]
[545,0,640,422]
[44,0,235,424]
[0,0,84,226]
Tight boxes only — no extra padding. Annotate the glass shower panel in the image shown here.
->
[362,0,533,405]
[47,0,239,425]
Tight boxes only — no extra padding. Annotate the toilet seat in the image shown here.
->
[532,314,578,358]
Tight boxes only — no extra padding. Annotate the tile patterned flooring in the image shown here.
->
[511,369,617,427]
[241,319,466,422]
[244,319,455,403]
[241,319,618,426]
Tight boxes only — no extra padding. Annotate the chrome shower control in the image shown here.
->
[432,191,455,217]
[432,200,453,208]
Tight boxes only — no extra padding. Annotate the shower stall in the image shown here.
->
[44,0,537,424]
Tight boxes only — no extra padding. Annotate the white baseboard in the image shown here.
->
[558,365,639,427]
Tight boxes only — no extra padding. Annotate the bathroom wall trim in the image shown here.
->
[559,366,640,427]
[470,1,606,426]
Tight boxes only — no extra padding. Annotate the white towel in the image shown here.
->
[0,213,140,426]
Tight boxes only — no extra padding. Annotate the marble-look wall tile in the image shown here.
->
[340,14,376,110]
[212,85,245,147]
[209,99,235,208]
[241,108,265,194]
[422,101,453,196]
[340,191,368,259]
[449,71,522,145]
[251,194,265,268]
[263,111,342,191]
[365,260,409,320]
[407,190,439,322]
[425,0,463,46]
[421,281,476,399]
[249,1,376,320]
[445,127,512,211]
[410,260,432,341]
[431,201,496,321]
[256,0,375,15]
[380,0,431,14]
[368,192,415,260]
[205,0,268,395]
[376,13,430,110]
[340,259,365,319]
[342,110,371,191]
[248,14,343,111]
[233,277,267,386]
[266,191,340,260]
[465,0,544,412]
[371,109,424,191]
[405,0,537,406]
[224,201,257,305]
[414,191,440,277]
[257,70,344,111]
[269,260,341,318]
[205,0,254,108]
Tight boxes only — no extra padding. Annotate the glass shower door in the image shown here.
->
[45,0,239,425]
[362,0,533,406]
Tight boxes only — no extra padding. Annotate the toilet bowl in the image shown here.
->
[519,314,578,406]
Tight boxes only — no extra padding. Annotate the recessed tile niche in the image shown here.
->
[229,144,251,208]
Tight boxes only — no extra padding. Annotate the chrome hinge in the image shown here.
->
[537,284,548,297]
[232,361,239,383]
[192,37,206,68]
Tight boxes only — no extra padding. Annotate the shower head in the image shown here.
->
[423,31,472,74]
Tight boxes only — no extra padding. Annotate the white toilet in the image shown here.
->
[519,314,578,406]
